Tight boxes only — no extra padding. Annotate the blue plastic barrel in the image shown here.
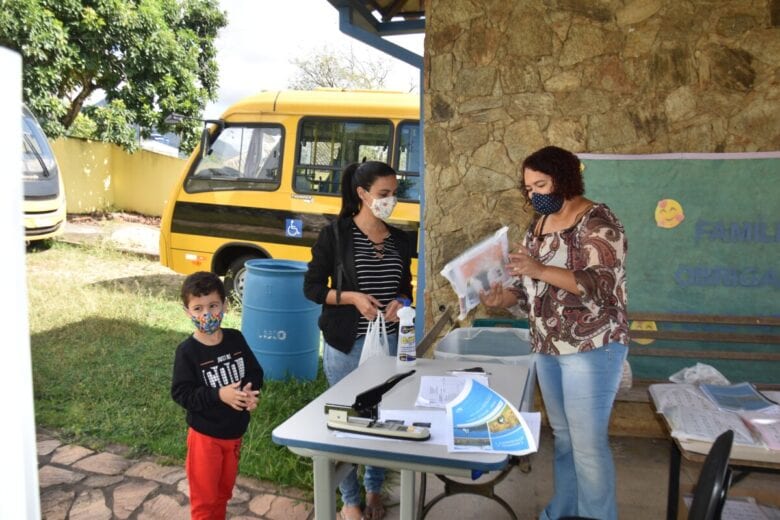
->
[241,259,319,381]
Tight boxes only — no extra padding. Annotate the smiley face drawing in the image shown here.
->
[630,320,657,345]
[655,199,685,229]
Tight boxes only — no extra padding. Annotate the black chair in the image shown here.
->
[558,429,734,520]
[688,429,734,520]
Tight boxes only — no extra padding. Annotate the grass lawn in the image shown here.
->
[27,241,328,491]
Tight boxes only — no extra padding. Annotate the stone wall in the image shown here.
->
[422,0,780,324]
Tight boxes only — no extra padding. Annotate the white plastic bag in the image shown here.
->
[668,362,730,386]
[359,312,389,365]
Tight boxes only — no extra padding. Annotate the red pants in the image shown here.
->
[186,427,242,520]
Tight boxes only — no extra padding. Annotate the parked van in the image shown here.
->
[22,105,66,242]
[159,89,421,298]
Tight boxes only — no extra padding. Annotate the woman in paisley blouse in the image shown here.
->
[480,146,629,520]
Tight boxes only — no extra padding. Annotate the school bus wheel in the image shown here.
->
[224,254,262,303]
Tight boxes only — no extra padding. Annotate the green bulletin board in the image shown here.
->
[580,154,780,383]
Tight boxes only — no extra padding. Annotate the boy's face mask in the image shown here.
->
[189,311,224,335]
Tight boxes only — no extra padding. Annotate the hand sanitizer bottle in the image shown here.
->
[396,299,416,368]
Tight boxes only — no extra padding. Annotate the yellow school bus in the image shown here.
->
[159,89,421,298]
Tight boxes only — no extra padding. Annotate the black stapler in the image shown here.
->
[324,370,430,440]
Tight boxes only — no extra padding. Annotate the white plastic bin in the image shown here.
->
[434,327,536,412]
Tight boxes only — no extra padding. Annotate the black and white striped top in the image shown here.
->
[352,222,404,337]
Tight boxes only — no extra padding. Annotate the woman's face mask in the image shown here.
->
[368,195,398,220]
[531,192,564,215]
[524,168,564,215]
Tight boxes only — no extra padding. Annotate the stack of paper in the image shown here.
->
[649,382,780,455]
[683,496,780,520]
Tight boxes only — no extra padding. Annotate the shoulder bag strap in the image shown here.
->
[333,221,345,304]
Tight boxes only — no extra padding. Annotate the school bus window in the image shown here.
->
[184,125,283,193]
[396,121,421,202]
[294,118,392,196]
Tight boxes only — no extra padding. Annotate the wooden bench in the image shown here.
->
[618,312,780,402]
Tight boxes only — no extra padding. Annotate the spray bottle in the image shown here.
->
[396,298,417,367]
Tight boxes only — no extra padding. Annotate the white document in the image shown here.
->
[415,374,490,408]
[683,496,778,520]
[648,383,717,413]
[739,410,780,450]
[761,503,780,520]
[761,390,780,405]
[665,405,757,446]
[720,499,771,520]
[445,379,539,455]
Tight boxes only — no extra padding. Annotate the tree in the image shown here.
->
[288,45,391,90]
[0,0,227,152]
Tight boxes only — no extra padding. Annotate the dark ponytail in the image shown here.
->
[338,161,397,219]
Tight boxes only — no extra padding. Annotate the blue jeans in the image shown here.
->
[323,333,398,507]
[535,342,628,520]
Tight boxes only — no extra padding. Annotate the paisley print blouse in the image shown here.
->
[509,203,629,355]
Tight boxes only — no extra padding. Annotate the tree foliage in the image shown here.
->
[288,46,391,91]
[0,0,226,152]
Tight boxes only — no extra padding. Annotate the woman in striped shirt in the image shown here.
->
[304,160,413,520]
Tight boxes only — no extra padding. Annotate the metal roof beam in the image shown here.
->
[376,19,425,36]
[337,6,423,69]
[328,0,424,36]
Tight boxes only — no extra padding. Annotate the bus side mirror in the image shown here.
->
[200,127,211,159]
[199,119,225,159]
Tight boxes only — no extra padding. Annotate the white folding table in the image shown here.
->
[272,356,533,520]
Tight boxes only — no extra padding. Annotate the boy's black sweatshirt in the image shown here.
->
[171,328,264,439]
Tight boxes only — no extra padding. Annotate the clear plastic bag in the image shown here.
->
[440,226,510,320]
[359,312,389,365]
[668,362,730,386]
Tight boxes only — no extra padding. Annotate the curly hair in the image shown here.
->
[520,146,585,202]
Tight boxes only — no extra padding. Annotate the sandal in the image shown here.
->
[339,504,363,520]
[364,493,386,520]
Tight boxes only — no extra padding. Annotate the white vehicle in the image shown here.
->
[22,105,66,242]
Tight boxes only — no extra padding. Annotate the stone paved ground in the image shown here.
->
[37,430,313,520]
[39,426,780,520]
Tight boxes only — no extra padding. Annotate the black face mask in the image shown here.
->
[531,192,564,214]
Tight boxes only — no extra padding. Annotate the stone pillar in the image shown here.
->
[423,0,780,325]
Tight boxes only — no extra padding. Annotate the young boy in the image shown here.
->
[171,271,263,520]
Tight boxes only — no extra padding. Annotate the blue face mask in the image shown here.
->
[189,311,224,335]
[531,192,564,215]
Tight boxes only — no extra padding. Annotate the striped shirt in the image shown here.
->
[352,222,404,337]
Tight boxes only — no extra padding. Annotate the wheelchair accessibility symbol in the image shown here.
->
[285,219,302,238]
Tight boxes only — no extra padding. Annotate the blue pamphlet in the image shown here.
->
[699,382,775,412]
[445,379,539,455]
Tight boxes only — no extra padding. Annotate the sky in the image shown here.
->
[202,0,425,119]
